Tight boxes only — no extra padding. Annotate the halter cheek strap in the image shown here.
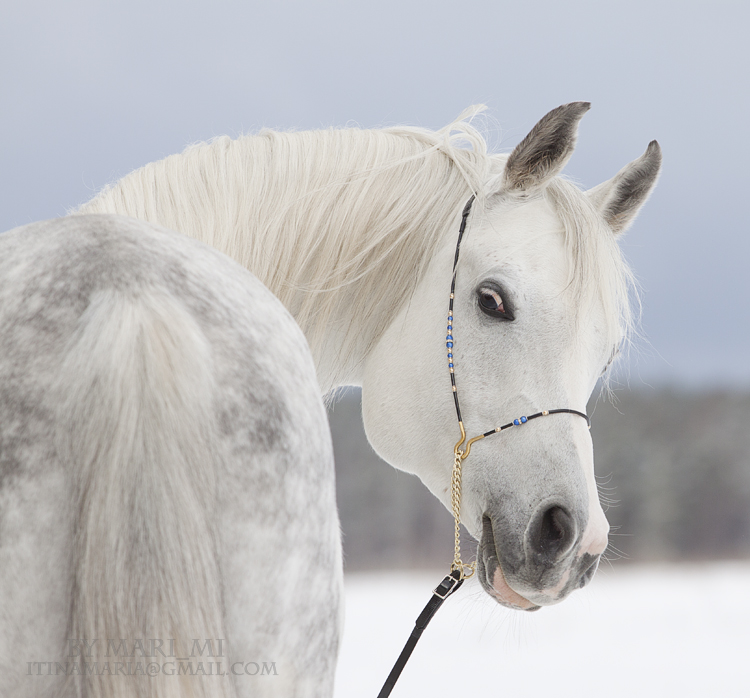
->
[377,195,591,698]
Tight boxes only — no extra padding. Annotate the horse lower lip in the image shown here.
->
[490,562,537,610]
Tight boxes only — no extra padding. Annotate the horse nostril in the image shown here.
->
[532,505,576,562]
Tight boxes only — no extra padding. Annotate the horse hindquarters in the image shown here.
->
[0,216,343,698]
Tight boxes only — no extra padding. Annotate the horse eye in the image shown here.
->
[477,286,512,319]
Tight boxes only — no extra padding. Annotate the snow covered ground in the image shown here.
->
[335,562,750,697]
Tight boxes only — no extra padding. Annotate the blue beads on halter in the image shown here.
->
[447,315,455,372]
[446,318,454,349]
[513,416,528,426]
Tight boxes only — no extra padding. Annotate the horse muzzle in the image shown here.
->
[477,502,606,609]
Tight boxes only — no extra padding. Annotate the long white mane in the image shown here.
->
[77,108,634,392]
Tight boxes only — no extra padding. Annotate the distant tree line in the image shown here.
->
[330,389,750,570]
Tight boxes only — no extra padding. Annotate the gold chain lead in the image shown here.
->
[450,424,476,580]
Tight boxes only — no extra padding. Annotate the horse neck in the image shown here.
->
[77,130,478,393]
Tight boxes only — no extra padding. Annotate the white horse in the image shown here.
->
[0,102,660,697]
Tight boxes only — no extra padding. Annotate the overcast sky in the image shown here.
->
[1,0,747,387]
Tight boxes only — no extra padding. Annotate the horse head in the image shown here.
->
[361,102,661,609]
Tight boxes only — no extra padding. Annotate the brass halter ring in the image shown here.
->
[445,195,590,580]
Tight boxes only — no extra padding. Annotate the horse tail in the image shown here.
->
[58,289,233,698]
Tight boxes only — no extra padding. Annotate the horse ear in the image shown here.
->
[587,140,662,235]
[501,102,591,193]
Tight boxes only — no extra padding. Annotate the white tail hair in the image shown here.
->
[57,290,233,698]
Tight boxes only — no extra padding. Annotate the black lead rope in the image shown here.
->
[376,571,463,698]
[376,195,590,697]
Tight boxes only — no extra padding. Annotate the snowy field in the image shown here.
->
[335,562,750,697]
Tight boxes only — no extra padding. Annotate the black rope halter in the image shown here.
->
[377,195,590,698]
